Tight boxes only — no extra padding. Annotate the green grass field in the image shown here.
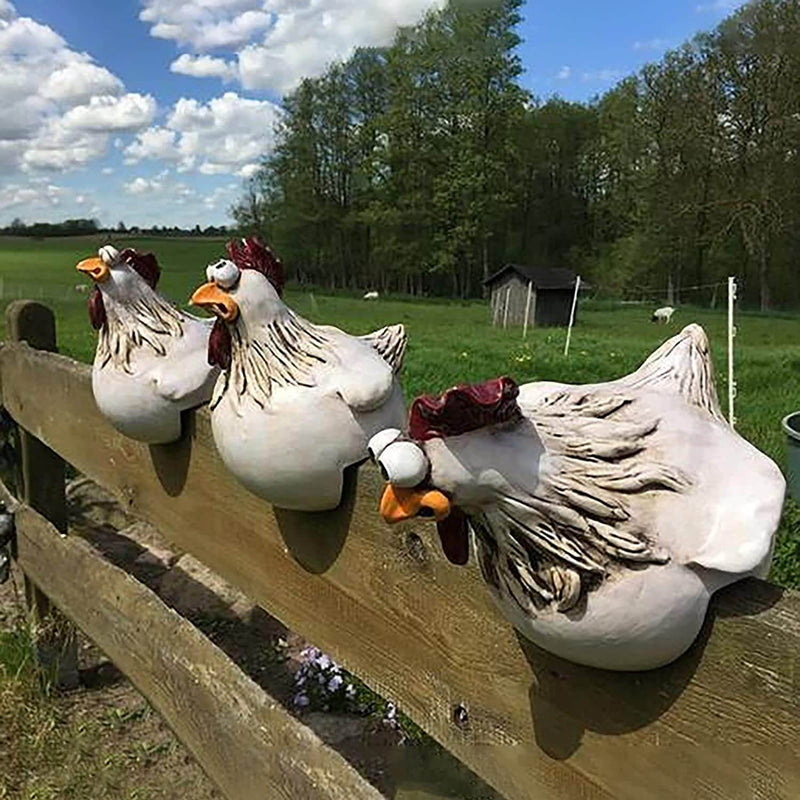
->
[1,233,799,587]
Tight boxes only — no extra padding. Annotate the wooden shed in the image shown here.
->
[485,264,581,328]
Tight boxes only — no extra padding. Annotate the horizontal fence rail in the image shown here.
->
[0,480,383,800]
[2,335,800,800]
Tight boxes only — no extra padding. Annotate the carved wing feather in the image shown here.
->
[475,386,685,614]
[359,324,407,374]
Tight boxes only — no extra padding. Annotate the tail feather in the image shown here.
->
[619,324,724,422]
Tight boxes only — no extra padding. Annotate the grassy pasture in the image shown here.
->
[1,233,799,588]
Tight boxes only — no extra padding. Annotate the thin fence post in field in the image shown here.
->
[728,276,737,429]
[502,286,511,329]
[522,280,533,339]
[564,275,581,357]
[5,300,79,689]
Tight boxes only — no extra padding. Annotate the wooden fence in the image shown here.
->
[2,299,800,800]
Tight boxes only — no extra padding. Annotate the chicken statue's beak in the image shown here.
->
[379,484,470,566]
[76,257,110,283]
[379,485,451,523]
[190,282,239,323]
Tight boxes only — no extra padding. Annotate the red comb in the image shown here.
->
[119,248,160,289]
[225,236,284,296]
[408,376,522,441]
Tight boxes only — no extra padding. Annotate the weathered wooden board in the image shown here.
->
[5,301,78,688]
[3,341,800,800]
[8,487,383,800]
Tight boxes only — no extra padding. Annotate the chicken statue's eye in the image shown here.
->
[367,428,402,461]
[99,245,119,266]
[213,259,240,290]
[377,441,428,488]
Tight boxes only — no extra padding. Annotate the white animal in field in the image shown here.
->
[363,291,379,300]
[369,324,784,670]
[652,306,675,324]
[76,245,219,444]
[74,284,90,294]
[190,237,407,511]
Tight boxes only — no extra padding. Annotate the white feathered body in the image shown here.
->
[210,297,406,510]
[91,279,218,444]
[424,325,784,669]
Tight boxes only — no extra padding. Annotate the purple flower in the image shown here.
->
[293,693,309,708]
[327,675,343,692]
[314,654,331,670]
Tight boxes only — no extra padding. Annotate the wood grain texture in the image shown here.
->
[5,302,78,689]
[2,341,800,800]
[11,492,384,800]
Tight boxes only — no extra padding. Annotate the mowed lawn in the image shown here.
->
[1,234,800,587]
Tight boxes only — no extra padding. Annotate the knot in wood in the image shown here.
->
[452,703,470,731]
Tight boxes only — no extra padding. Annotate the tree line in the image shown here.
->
[1,218,229,239]
[232,0,800,309]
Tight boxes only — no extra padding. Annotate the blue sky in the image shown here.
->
[0,0,746,230]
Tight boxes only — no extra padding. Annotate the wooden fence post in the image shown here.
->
[5,300,79,689]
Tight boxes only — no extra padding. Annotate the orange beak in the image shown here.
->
[190,282,239,323]
[379,485,451,524]
[76,256,110,283]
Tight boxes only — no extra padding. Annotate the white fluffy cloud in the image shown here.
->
[125,92,280,177]
[61,94,156,133]
[141,0,445,95]
[0,180,64,212]
[171,53,237,81]
[0,3,154,174]
[120,171,235,216]
[141,1,271,49]
[0,0,15,23]
[41,61,123,103]
[124,175,162,195]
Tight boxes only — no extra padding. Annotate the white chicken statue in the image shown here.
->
[190,237,407,511]
[369,324,785,671]
[76,245,219,444]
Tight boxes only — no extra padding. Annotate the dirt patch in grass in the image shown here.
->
[0,570,220,800]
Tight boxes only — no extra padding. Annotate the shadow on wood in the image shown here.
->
[522,576,783,760]
[148,411,194,497]
[272,461,360,574]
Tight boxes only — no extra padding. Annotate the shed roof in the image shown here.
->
[484,263,579,290]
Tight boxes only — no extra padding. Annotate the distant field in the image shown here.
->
[1,234,799,587]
